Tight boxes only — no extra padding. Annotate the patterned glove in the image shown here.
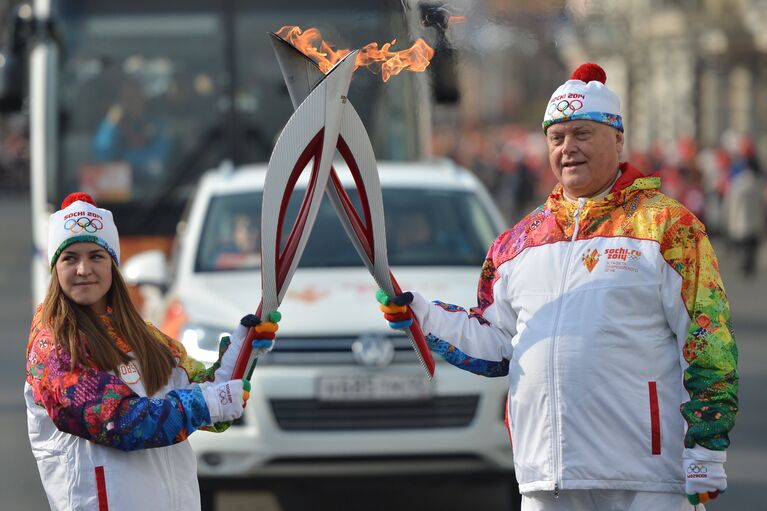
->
[198,379,251,424]
[683,448,727,505]
[376,288,414,330]
[240,312,281,356]
[214,312,280,382]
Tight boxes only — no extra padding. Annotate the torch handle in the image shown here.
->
[231,301,264,380]
[388,272,435,378]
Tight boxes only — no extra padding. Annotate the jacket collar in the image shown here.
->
[545,162,661,236]
[611,162,649,193]
[98,309,133,354]
[548,162,659,209]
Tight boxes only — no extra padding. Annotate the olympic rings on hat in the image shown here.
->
[64,217,104,234]
[547,99,584,118]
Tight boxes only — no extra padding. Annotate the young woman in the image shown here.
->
[24,192,278,510]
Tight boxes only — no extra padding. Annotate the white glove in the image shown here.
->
[198,379,250,424]
[683,446,727,505]
[214,313,279,383]
[250,338,275,356]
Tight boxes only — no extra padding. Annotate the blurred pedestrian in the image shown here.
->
[723,162,765,276]
[92,78,172,184]
[24,192,279,510]
[0,113,29,189]
[378,63,737,510]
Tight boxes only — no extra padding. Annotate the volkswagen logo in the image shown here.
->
[351,333,395,368]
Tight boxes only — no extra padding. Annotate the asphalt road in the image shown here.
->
[0,191,49,510]
[1,190,764,510]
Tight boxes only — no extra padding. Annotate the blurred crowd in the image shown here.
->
[434,124,767,277]
[0,113,29,191]
[3,111,764,276]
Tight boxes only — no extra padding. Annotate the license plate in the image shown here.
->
[316,374,432,401]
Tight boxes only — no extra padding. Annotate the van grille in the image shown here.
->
[259,334,420,365]
[270,396,479,431]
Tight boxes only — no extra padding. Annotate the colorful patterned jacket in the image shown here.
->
[25,306,234,511]
[410,162,738,494]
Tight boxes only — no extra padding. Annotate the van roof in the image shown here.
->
[200,159,481,195]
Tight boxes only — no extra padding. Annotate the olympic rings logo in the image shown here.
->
[64,217,103,234]
[218,385,233,405]
[547,99,584,117]
[687,464,708,474]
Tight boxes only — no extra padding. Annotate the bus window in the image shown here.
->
[55,2,228,234]
[52,0,426,238]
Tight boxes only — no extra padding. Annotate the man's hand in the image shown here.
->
[376,288,414,330]
[684,450,727,505]
[198,379,251,424]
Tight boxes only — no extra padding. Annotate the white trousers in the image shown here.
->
[521,490,705,511]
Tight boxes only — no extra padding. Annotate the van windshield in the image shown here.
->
[196,188,498,271]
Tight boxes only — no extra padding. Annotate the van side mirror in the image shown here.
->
[123,249,169,291]
[123,249,170,321]
[0,4,34,113]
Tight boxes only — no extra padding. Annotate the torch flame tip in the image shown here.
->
[275,25,434,81]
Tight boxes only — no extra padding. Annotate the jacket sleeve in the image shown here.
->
[411,236,515,377]
[26,328,214,451]
[661,215,739,451]
[151,325,235,433]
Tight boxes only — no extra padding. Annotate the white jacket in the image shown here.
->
[25,309,233,511]
[412,166,738,495]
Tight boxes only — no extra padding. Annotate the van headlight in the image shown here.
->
[181,324,230,364]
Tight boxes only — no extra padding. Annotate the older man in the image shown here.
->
[378,63,738,510]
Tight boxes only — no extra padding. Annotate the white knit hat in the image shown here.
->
[542,63,623,133]
[48,192,120,268]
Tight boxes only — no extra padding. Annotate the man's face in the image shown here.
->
[55,242,113,314]
[546,120,624,198]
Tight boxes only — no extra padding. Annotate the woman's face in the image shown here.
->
[55,242,113,314]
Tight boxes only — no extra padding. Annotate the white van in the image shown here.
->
[125,158,515,492]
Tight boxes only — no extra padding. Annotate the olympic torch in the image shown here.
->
[231,31,436,380]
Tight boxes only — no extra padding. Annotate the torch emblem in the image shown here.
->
[582,249,601,273]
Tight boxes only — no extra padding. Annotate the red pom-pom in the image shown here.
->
[570,63,607,84]
[61,192,96,209]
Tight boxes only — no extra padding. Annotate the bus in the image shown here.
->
[0,0,456,304]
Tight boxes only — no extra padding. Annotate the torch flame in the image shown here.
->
[276,26,435,82]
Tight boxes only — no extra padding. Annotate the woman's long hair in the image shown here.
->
[42,261,175,395]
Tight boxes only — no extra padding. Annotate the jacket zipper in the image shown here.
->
[549,198,585,498]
